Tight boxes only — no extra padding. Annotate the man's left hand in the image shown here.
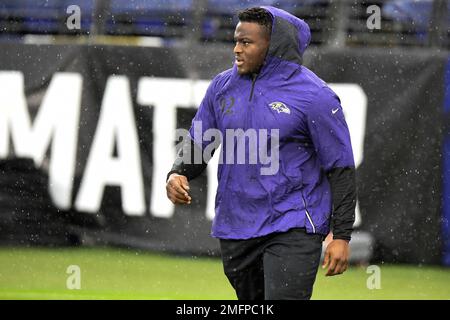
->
[322,239,350,276]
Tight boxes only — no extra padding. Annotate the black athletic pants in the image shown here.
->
[220,228,323,300]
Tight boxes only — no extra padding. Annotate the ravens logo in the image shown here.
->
[269,102,290,114]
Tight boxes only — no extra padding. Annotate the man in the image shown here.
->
[166,6,356,300]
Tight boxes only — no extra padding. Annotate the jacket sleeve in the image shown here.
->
[167,76,221,182]
[326,167,356,241]
[306,87,356,241]
[166,138,206,181]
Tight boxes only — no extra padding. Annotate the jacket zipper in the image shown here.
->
[249,73,257,101]
[301,194,316,233]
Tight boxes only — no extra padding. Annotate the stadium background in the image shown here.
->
[0,0,449,299]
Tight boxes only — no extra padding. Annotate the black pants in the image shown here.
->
[220,228,323,300]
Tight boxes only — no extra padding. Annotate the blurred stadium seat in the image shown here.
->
[107,0,193,37]
[0,1,448,51]
[0,0,93,35]
[201,0,331,45]
[383,0,434,29]
[383,0,450,47]
[345,0,449,47]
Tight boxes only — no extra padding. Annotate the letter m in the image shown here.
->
[0,71,82,209]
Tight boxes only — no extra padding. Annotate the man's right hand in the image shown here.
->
[166,173,191,205]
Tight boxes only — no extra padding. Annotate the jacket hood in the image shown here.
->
[260,6,311,66]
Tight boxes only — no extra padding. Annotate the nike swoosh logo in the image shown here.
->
[332,108,340,114]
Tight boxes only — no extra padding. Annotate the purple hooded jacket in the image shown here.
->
[186,6,355,239]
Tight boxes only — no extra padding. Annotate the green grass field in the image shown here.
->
[0,247,449,300]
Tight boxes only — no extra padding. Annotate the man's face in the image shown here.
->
[234,22,270,75]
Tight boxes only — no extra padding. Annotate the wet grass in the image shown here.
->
[0,247,449,300]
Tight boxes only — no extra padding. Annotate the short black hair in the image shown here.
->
[238,7,272,36]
